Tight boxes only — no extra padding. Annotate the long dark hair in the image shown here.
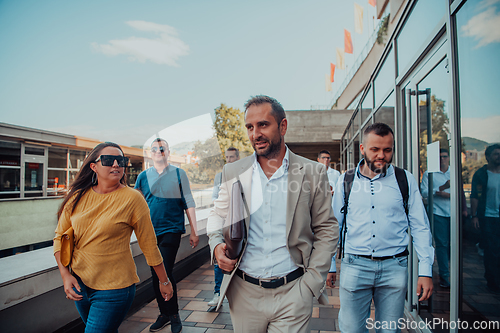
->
[57,142,127,218]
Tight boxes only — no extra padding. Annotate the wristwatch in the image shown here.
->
[160,279,170,286]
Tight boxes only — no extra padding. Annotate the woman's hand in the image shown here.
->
[159,282,174,301]
[62,272,83,301]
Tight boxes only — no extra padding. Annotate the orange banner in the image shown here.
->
[369,0,376,7]
[330,63,335,83]
[344,29,353,54]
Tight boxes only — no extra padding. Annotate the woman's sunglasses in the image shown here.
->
[151,146,167,154]
[95,155,129,167]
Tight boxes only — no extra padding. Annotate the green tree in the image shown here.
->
[418,95,450,175]
[213,103,253,159]
[182,136,223,185]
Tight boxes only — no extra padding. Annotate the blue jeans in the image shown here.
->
[74,275,136,333]
[339,253,408,333]
[433,214,450,284]
[214,264,223,294]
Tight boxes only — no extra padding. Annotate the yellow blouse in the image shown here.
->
[53,186,163,290]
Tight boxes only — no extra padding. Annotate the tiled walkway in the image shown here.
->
[120,261,344,333]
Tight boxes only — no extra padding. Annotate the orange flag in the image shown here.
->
[344,29,353,54]
[330,63,335,82]
[369,0,376,7]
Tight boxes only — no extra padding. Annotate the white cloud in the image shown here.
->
[92,20,189,66]
[461,6,500,48]
[461,115,500,143]
[478,0,500,11]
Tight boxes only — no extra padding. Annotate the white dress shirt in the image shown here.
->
[327,167,341,191]
[332,160,435,277]
[238,147,299,278]
[420,168,450,217]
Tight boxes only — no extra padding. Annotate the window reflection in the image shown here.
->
[374,48,395,108]
[373,91,395,130]
[361,85,373,125]
[457,0,500,322]
[397,0,446,75]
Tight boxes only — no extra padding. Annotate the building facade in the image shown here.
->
[337,0,500,331]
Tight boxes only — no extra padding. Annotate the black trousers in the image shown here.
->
[481,217,500,288]
[151,232,182,316]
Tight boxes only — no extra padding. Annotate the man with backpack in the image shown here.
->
[332,123,434,332]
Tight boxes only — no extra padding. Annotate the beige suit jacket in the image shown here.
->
[206,151,339,309]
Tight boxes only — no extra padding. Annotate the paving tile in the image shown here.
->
[312,307,320,318]
[197,289,216,299]
[327,296,340,307]
[202,269,215,276]
[185,311,219,323]
[319,307,338,319]
[180,309,193,321]
[195,323,225,329]
[119,320,150,333]
[206,329,234,333]
[204,276,216,282]
[310,317,336,331]
[177,326,208,333]
[212,312,233,325]
[195,283,215,290]
[177,282,200,289]
[178,289,202,298]
[185,300,214,311]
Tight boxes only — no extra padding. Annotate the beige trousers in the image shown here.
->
[225,273,314,333]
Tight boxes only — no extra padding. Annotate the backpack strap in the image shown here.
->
[338,168,356,259]
[394,167,409,219]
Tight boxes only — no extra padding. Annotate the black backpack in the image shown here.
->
[337,166,409,259]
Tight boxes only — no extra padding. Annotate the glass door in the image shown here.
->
[22,145,47,197]
[401,39,455,329]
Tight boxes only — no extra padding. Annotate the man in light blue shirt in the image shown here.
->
[333,123,434,333]
[421,148,451,288]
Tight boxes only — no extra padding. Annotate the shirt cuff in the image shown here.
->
[329,255,337,273]
[418,263,433,278]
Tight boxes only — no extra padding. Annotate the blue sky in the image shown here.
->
[0,0,379,147]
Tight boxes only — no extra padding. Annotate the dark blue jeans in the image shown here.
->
[151,232,181,316]
[74,275,136,333]
[214,264,223,294]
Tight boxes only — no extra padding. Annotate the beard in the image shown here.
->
[364,153,393,174]
[252,134,283,159]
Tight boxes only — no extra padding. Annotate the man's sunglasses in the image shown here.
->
[151,146,167,154]
[95,155,129,167]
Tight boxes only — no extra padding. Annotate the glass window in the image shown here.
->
[457,0,500,321]
[361,84,373,125]
[347,92,362,110]
[47,169,67,196]
[396,0,447,75]
[49,148,67,168]
[373,91,395,130]
[361,118,372,143]
[69,150,87,169]
[0,168,20,193]
[0,141,21,166]
[374,48,395,107]
[25,146,45,156]
[353,135,360,166]
[353,110,360,135]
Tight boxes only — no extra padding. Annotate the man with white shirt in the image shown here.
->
[317,150,341,288]
[421,148,451,288]
[333,123,434,332]
[206,95,338,332]
[317,150,341,195]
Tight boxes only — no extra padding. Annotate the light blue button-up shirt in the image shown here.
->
[238,147,299,278]
[332,160,434,277]
[420,168,451,217]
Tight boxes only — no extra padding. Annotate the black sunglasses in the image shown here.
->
[95,155,129,167]
[151,146,167,153]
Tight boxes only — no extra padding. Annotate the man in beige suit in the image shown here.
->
[206,95,338,333]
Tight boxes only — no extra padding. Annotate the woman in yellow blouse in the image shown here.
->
[53,142,172,333]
